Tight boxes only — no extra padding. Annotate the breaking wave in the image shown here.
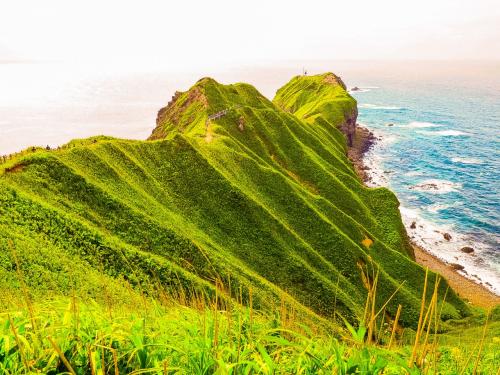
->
[451,157,483,165]
[404,121,441,128]
[409,179,462,193]
[359,103,403,110]
[417,130,471,136]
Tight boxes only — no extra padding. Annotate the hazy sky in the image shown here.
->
[1,0,499,67]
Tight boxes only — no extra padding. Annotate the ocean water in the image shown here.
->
[1,60,498,293]
[347,64,500,295]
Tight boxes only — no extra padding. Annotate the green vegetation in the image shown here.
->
[0,73,496,373]
[1,283,498,374]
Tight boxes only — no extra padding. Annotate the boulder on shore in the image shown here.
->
[450,263,465,271]
[460,246,474,254]
[443,233,452,241]
[410,221,417,229]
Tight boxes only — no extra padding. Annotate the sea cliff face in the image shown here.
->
[0,73,469,327]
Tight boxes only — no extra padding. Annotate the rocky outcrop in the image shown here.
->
[347,126,376,182]
[154,91,181,130]
[321,73,358,147]
[341,106,358,147]
[323,73,347,90]
[150,85,209,140]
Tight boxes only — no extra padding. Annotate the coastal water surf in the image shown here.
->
[349,64,500,295]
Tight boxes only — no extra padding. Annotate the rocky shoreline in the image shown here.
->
[347,126,377,183]
[349,124,500,308]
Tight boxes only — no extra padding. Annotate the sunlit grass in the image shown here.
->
[1,275,498,374]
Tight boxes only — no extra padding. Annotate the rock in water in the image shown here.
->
[443,233,452,241]
[460,246,474,254]
[410,221,416,229]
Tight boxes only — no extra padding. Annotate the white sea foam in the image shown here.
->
[361,128,500,294]
[409,179,461,193]
[404,121,441,128]
[358,124,500,295]
[417,130,471,136]
[427,203,453,213]
[404,171,424,177]
[359,103,402,110]
[364,154,388,187]
[360,128,396,187]
[451,157,483,165]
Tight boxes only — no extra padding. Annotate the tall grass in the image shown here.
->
[1,240,498,374]
[0,293,407,374]
[2,275,498,374]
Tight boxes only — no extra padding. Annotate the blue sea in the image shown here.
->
[1,60,498,293]
[345,62,500,294]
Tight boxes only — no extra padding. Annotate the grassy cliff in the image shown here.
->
[0,73,469,331]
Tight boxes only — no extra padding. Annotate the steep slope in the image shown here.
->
[0,73,469,327]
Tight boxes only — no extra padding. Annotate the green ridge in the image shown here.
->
[0,73,469,328]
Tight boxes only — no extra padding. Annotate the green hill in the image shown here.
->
[0,73,469,329]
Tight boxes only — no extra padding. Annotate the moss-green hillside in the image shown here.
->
[0,73,469,328]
